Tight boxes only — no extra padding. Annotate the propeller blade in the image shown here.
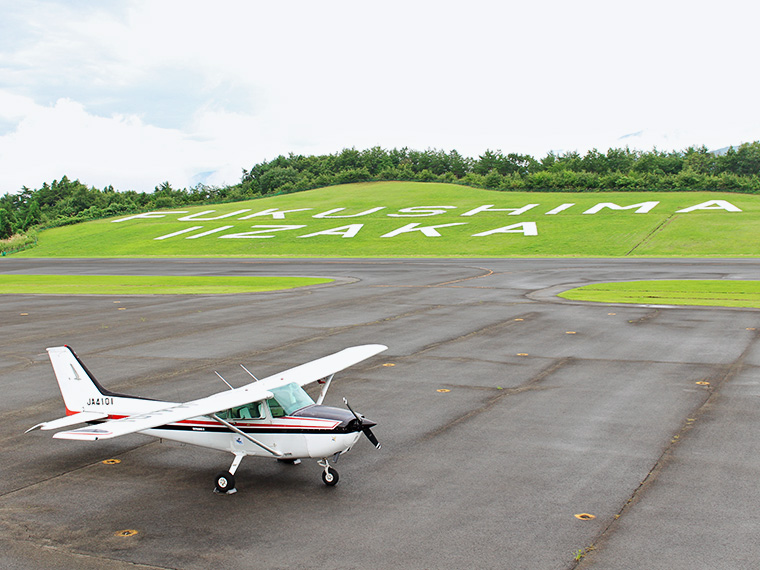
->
[343,397,361,422]
[344,398,381,450]
[363,427,381,450]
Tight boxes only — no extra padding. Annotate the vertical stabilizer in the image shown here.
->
[46,346,116,413]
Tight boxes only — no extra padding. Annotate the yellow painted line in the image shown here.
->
[102,459,121,465]
[517,353,528,356]
[383,363,395,367]
[566,331,577,334]
[117,307,126,311]
[514,318,524,321]
[437,389,451,393]
[696,381,710,386]
[19,313,28,316]
[115,529,138,537]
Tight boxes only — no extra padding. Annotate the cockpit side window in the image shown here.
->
[223,402,263,420]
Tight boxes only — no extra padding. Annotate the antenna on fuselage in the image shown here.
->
[214,371,234,391]
[239,364,260,382]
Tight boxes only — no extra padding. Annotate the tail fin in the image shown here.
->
[46,346,119,414]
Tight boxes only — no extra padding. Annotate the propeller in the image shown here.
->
[343,397,381,450]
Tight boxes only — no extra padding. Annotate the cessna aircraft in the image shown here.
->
[27,344,387,493]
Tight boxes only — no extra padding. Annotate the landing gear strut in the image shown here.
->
[215,452,244,494]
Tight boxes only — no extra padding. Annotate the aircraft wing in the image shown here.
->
[256,344,388,389]
[52,344,387,441]
[53,383,275,441]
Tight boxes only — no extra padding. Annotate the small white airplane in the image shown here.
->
[27,344,387,493]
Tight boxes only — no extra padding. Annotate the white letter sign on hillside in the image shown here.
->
[472,222,538,237]
[675,200,742,213]
[218,225,306,238]
[313,207,386,218]
[380,222,467,237]
[238,208,313,219]
[125,196,745,244]
[178,210,251,221]
[583,201,659,214]
[112,211,189,223]
[545,203,575,215]
[298,225,364,238]
[461,204,539,216]
[387,206,457,217]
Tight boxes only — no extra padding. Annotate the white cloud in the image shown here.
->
[1,0,759,194]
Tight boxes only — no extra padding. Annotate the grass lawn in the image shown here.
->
[10,182,760,258]
[0,275,333,295]
[559,280,760,308]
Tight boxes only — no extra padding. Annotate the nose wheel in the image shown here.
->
[317,458,340,486]
[321,467,339,486]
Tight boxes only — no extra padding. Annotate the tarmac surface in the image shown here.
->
[1,258,759,570]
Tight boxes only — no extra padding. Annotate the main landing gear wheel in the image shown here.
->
[322,467,339,486]
[215,470,235,493]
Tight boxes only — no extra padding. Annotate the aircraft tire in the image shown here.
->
[322,467,339,486]
[215,471,235,493]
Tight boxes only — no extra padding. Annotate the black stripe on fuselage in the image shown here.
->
[66,345,158,402]
[85,420,359,436]
[152,424,360,435]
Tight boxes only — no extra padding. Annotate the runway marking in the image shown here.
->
[435,267,494,287]
[115,529,139,537]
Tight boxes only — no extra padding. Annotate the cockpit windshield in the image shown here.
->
[268,382,315,416]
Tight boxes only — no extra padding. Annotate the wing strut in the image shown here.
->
[211,414,283,457]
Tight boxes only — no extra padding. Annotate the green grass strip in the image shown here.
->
[0,275,333,295]
[559,280,760,308]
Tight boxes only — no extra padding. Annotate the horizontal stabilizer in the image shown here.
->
[25,411,108,434]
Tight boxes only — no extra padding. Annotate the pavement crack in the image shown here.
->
[416,312,540,355]
[419,357,573,443]
[575,327,760,569]
[0,441,156,500]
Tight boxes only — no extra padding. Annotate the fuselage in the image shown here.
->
[82,395,364,459]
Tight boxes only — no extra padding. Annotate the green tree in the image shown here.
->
[0,208,13,239]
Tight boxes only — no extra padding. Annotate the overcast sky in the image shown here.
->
[1,0,758,194]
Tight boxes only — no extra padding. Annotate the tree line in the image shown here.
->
[2,142,759,245]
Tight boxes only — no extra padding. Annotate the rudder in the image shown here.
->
[47,346,113,413]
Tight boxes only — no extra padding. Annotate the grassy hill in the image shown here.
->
[10,182,760,258]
